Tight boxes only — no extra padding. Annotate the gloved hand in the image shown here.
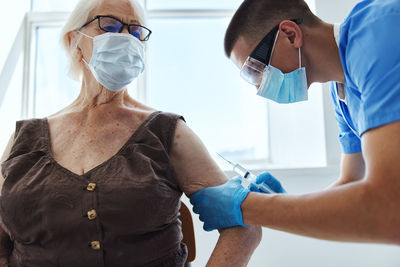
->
[190,176,250,231]
[248,172,287,193]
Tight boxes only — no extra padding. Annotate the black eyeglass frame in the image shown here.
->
[249,18,303,65]
[80,15,152,41]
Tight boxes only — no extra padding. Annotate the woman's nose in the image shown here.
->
[121,25,130,34]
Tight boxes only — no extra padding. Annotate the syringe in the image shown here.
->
[217,153,274,194]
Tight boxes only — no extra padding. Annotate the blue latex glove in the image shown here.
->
[248,172,287,193]
[190,176,250,231]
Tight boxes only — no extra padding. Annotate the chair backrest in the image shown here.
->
[179,201,196,263]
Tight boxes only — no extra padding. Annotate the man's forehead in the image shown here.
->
[231,35,258,69]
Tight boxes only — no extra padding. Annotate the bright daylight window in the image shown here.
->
[29,0,270,164]
[5,0,326,169]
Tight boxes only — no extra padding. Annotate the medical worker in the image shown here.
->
[190,0,400,244]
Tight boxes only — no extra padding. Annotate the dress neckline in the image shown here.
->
[42,111,161,178]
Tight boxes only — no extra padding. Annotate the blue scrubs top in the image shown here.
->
[331,0,400,154]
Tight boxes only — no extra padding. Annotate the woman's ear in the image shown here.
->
[279,20,303,48]
[68,31,83,61]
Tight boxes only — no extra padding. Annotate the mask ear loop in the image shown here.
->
[78,31,93,39]
[299,47,302,69]
[268,30,280,66]
[77,31,93,66]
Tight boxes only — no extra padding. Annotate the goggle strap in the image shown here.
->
[268,30,280,65]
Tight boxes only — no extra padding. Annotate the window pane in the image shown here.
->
[147,18,269,161]
[32,0,145,12]
[34,26,80,118]
[147,0,243,10]
[0,58,23,153]
[32,0,81,12]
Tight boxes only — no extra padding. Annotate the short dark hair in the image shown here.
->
[224,0,321,57]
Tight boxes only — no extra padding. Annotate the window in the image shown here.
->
[0,58,23,151]
[146,17,269,161]
[34,26,80,117]
[2,0,333,169]
[27,1,270,164]
[32,0,81,12]
[0,0,30,152]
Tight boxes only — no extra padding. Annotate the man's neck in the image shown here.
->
[303,22,345,84]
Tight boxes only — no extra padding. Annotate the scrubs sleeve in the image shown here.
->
[345,14,400,135]
[330,84,362,154]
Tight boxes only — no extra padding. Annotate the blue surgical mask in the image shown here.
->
[257,31,308,104]
[78,32,145,92]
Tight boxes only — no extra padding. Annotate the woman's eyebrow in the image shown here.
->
[100,14,139,24]
[115,15,140,24]
[129,19,140,24]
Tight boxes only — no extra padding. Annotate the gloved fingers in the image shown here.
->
[256,172,287,193]
[190,187,212,207]
[199,213,205,223]
[192,203,200,215]
[196,208,215,231]
[248,182,261,192]
[190,198,200,214]
[255,172,274,184]
[267,177,286,193]
[203,223,214,232]
[188,176,250,231]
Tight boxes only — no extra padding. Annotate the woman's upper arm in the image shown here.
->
[170,121,262,265]
[170,120,227,196]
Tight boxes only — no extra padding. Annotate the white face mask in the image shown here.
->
[78,32,145,92]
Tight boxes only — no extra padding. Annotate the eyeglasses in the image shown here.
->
[240,18,303,86]
[80,15,152,41]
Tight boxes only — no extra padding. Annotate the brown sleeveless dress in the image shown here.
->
[0,111,188,267]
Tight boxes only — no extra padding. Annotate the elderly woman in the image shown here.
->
[0,0,261,266]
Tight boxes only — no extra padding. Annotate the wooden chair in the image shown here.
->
[179,201,196,267]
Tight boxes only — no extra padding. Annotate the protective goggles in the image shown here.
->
[80,15,152,41]
[240,18,303,86]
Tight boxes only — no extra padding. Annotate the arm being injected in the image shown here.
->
[217,154,275,194]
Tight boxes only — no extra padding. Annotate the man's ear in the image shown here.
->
[279,20,303,48]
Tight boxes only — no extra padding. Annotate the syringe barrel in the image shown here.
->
[227,157,275,193]
[245,172,258,184]
[246,173,274,193]
[257,182,274,194]
[232,164,249,178]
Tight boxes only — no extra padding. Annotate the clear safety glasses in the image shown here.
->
[80,15,152,41]
[240,18,303,86]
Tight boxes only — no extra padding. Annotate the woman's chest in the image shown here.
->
[50,123,137,175]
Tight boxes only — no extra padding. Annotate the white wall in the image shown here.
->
[188,0,400,266]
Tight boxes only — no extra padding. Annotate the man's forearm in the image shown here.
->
[206,226,261,267]
[242,179,400,244]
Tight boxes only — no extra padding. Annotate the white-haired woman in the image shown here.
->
[0,0,261,266]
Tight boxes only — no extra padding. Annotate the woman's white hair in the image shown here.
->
[60,0,146,80]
